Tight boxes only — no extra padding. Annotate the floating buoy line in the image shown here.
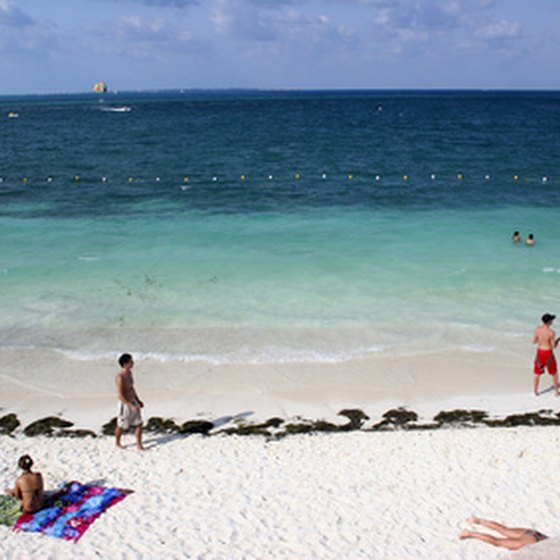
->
[0,172,554,187]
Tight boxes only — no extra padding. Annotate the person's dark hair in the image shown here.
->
[18,454,33,472]
[513,231,519,236]
[528,233,534,239]
[118,353,133,368]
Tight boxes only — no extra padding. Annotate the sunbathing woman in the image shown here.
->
[5,455,45,514]
[460,516,548,550]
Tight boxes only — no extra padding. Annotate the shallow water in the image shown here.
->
[1,90,559,365]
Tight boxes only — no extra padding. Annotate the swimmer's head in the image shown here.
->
[118,353,133,368]
[18,454,33,472]
[542,313,555,325]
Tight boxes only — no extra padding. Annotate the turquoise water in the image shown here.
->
[1,91,560,363]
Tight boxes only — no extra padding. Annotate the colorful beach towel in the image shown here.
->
[14,481,129,542]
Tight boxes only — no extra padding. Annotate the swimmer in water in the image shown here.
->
[526,233,535,246]
[512,231,522,244]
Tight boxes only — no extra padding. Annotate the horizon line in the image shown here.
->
[1,86,560,98]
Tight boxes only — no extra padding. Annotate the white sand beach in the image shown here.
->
[1,427,559,559]
[2,348,560,559]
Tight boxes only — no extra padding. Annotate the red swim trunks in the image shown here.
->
[534,349,557,375]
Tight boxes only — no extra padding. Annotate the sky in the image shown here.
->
[0,0,558,94]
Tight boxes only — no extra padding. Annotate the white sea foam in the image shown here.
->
[55,344,387,366]
[459,344,496,353]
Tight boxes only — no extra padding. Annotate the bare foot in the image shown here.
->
[136,445,145,451]
[459,530,473,540]
[466,516,480,525]
[116,442,124,449]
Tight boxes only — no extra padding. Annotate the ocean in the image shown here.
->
[1,90,560,367]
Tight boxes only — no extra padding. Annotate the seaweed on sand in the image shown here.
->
[178,420,214,435]
[24,416,74,437]
[0,413,20,435]
[144,417,181,434]
[434,409,488,426]
[371,408,419,431]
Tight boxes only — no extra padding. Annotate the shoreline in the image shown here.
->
[1,348,557,433]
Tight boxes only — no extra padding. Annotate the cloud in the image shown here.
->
[210,0,277,41]
[0,0,59,59]
[0,0,35,28]
[116,15,178,42]
[366,0,470,55]
[210,0,355,47]
[100,0,199,7]
[475,19,522,41]
[90,14,206,60]
[373,0,467,34]
[364,0,522,57]
[116,16,193,48]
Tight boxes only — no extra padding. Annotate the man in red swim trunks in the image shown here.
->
[532,313,559,397]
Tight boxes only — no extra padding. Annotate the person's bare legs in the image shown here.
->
[115,426,124,448]
[460,518,538,551]
[552,374,559,396]
[135,425,144,450]
[468,517,528,539]
[459,530,532,551]
[534,375,540,396]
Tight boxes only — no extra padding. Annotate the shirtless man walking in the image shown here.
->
[115,353,144,450]
[532,313,559,397]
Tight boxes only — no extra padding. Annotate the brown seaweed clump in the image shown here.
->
[23,416,96,438]
[484,411,560,428]
[338,409,370,430]
[278,409,370,438]
[144,417,181,434]
[219,417,284,436]
[101,417,117,436]
[434,409,488,427]
[0,413,20,435]
[56,429,97,438]
[371,408,419,431]
[178,420,214,435]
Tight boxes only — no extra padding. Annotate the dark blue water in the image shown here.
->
[1,90,560,218]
